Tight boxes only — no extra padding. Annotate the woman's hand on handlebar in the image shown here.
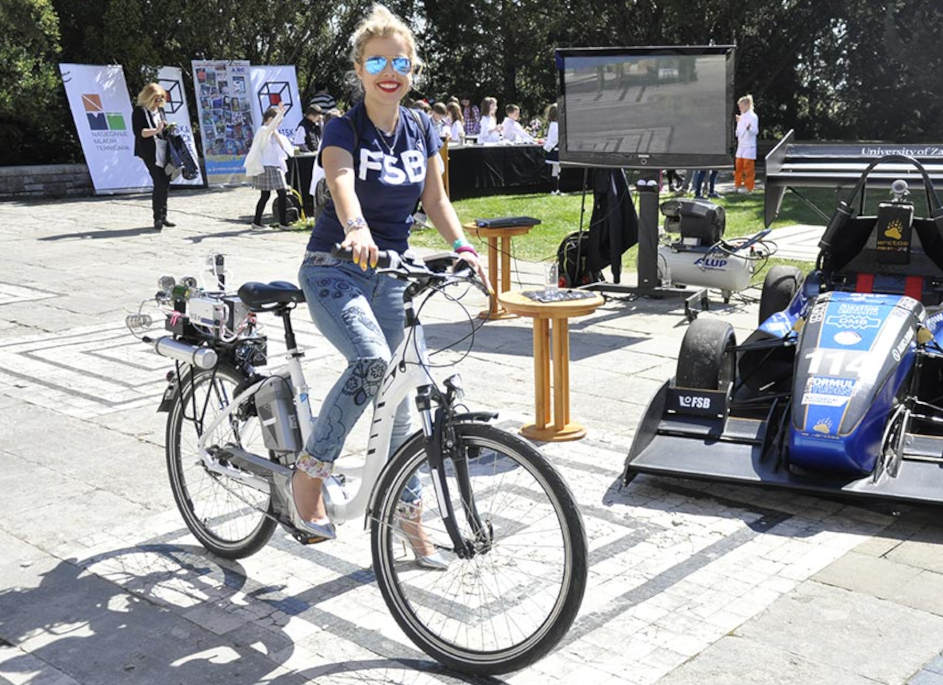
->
[341,226,379,270]
[456,251,492,295]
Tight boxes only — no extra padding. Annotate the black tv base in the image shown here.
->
[580,174,709,321]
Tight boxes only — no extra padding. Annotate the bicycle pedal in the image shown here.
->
[292,530,332,545]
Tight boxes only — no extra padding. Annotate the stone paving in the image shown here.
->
[1,187,942,684]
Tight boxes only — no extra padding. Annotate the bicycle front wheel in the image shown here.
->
[371,423,587,675]
[166,364,276,559]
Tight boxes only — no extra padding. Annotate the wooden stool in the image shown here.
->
[498,290,605,441]
[466,221,536,319]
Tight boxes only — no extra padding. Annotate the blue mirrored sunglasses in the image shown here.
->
[364,56,412,75]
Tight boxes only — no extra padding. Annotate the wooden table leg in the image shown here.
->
[535,318,550,429]
[500,236,512,294]
[478,235,517,320]
[552,318,569,429]
[522,316,585,442]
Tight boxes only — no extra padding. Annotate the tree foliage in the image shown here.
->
[5,0,942,165]
[0,0,63,166]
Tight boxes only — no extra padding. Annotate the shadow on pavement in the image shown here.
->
[0,542,497,685]
[38,226,161,241]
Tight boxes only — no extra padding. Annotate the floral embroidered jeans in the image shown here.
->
[297,251,419,501]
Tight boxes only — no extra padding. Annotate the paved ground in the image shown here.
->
[1,186,943,684]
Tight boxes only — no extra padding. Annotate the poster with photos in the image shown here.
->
[191,60,253,184]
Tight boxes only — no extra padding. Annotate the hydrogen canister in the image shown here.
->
[657,246,754,293]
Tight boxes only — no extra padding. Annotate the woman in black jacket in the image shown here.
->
[132,83,174,230]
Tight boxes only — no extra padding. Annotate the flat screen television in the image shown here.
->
[556,46,736,169]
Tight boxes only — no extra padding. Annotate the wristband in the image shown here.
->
[344,216,367,233]
[455,245,478,257]
[452,237,472,250]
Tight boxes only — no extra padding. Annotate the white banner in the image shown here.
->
[157,66,204,186]
[191,60,253,185]
[249,65,303,143]
[59,63,150,194]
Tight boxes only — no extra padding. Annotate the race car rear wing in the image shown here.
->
[763,130,943,227]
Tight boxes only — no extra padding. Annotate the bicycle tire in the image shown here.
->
[166,364,277,559]
[370,422,587,675]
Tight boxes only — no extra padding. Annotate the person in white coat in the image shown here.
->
[543,103,561,194]
[245,103,295,228]
[734,94,759,193]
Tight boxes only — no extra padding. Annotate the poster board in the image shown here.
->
[59,63,150,194]
[191,60,253,184]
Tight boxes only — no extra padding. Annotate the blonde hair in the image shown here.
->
[446,101,463,124]
[738,94,754,109]
[136,83,167,108]
[349,4,422,72]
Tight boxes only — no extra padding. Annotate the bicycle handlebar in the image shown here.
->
[330,244,490,297]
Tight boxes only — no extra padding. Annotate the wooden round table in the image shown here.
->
[498,289,605,441]
[466,222,536,319]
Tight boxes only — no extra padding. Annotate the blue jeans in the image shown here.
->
[693,170,718,197]
[297,251,419,499]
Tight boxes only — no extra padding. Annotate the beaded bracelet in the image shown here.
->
[344,216,367,234]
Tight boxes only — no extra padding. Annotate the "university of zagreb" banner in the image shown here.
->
[59,63,150,194]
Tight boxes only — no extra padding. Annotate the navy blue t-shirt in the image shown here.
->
[306,104,442,254]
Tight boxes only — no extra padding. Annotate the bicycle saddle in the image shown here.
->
[237,281,306,310]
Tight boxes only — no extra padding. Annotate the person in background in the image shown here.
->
[430,102,450,139]
[693,169,720,199]
[478,97,500,142]
[446,101,464,144]
[461,96,480,136]
[132,83,174,231]
[244,103,295,229]
[675,168,696,196]
[501,104,535,143]
[665,169,684,191]
[543,103,561,195]
[309,83,337,112]
[324,107,343,125]
[734,94,759,193]
[293,104,324,152]
[292,4,488,564]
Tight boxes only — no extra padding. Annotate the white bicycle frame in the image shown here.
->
[196,299,437,524]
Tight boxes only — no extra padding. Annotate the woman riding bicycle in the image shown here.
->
[292,3,487,565]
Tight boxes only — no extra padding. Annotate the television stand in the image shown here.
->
[582,172,709,321]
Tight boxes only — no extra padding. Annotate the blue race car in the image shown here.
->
[624,156,943,503]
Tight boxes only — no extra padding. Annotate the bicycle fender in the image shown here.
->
[452,411,498,423]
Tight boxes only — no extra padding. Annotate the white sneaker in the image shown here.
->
[737,187,748,194]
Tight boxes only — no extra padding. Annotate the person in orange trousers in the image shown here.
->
[734,94,758,192]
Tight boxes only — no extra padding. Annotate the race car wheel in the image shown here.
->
[676,318,736,390]
[758,266,802,325]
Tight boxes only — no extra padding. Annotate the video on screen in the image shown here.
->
[560,50,733,168]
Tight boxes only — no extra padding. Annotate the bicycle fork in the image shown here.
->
[415,385,493,558]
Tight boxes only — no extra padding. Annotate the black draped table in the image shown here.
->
[446,143,583,199]
[287,145,584,206]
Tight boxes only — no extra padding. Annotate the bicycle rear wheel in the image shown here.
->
[166,365,276,559]
[370,422,587,675]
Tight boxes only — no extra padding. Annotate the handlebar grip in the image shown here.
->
[331,243,394,269]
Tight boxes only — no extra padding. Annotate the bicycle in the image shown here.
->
[130,248,588,675]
